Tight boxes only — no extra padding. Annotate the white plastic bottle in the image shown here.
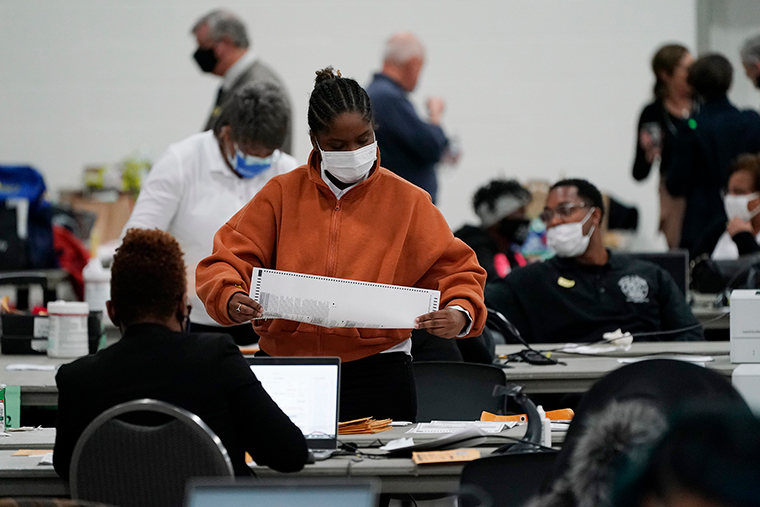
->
[537,405,552,448]
[83,258,111,323]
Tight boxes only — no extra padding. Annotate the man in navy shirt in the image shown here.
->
[366,32,450,203]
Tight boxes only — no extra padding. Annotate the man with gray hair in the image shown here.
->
[191,9,293,153]
[740,33,760,90]
[366,32,451,203]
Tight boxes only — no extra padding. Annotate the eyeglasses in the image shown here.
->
[539,202,589,224]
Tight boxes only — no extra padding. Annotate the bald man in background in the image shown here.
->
[366,32,451,203]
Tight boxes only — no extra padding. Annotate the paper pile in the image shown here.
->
[338,417,392,435]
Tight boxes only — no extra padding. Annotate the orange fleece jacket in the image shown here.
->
[196,150,487,362]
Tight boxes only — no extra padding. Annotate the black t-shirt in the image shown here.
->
[484,253,702,343]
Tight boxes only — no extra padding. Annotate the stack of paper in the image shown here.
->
[480,408,574,423]
[338,417,392,435]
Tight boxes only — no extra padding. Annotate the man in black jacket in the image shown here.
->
[53,229,308,479]
[485,179,702,344]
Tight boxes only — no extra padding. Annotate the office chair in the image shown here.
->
[413,361,508,421]
[458,451,558,507]
[70,399,233,507]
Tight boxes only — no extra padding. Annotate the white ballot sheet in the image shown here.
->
[251,268,440,329]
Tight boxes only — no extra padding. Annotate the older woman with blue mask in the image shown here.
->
[122,81,297,344]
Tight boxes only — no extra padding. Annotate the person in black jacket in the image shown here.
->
[632,44,693,249]
[53,229,308,479]
[692,153,760,260]
[667,54,760,254]
[454,179,532,282]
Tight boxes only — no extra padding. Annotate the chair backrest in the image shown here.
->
[70,399,234,507]
[459,452,558,507]
[413,361,507,421]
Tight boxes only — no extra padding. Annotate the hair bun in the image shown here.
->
[315,66,342,84]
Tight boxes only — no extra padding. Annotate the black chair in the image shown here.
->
[413,361,508,421]
[70,399,233,507]
[459,451,558,507]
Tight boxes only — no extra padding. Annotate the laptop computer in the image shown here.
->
[184,479,377,507]
[246,356,341,452]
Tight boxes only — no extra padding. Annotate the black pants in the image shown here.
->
[189,322,259,346]
[256,350,417,423]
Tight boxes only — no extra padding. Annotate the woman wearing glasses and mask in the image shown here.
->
[196,68,487,422]
[690,154,760,260]
[122,82,297,345]
[485,178,701,344]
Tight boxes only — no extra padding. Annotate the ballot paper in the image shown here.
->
[251,268,440,329]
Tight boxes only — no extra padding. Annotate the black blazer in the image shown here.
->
[53,323,308,478]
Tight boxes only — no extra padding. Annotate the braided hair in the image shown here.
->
[308,67,373,135]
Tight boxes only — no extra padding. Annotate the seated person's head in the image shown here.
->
[108,229,189,331]
[307,67,376,188]
[473,179,532,245]
[688,54,733,103]
[725,153,760,223]
[614,404,760,507]
[540,178,605,258]
[213,81,290,178]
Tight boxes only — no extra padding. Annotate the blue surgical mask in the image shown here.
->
[227,144,277,179]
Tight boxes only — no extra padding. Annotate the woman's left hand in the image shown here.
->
[415,307,467,339]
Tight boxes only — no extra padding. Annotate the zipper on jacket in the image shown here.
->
[327,199,342,277]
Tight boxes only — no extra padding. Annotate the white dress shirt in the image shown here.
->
[123,130,298,326]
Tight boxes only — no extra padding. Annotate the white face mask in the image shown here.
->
[546,207,596,258]
[318,141,378,184]
[724,193,760,222]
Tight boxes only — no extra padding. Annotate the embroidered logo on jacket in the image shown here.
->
[618,275,649,303]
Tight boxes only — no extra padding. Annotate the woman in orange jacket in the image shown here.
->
[196,67,486,422]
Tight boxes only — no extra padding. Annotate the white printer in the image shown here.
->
[730,290,760,412]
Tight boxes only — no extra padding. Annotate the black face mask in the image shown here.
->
[193,47,218,73]
[497,218,530,245]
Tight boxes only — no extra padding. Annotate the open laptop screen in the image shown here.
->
[185,479,376,507]
[246,357,340,449]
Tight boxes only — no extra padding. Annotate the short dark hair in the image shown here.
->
[550,178,605,217]
[688,53,733,102]
[651,44,690,100]
[307,67,373,135]
[730,153,760,192]
[213,82,290,150]
[111,229,186,326]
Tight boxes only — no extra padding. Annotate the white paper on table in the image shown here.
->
[617,355,713,365]
[408,421,510,434]
[38,453,54,466]
[251,268,440,329]
[6,364,58,371]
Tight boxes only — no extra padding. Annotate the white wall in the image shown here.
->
[0,0,697,250]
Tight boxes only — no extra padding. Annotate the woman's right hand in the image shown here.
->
[227,292,264,324]
[639,129,662,164]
